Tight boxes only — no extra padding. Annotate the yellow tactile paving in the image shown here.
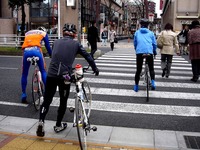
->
[3,137,35,149]
[0,132,157,150]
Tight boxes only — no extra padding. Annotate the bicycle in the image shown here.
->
[68,64,97,150]
[27,56,44,111]
[142,54,151,102]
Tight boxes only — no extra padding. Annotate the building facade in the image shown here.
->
[162,0,200,32]
[0,0,124,36]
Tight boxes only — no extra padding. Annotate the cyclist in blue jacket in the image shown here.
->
[133,18,157,92]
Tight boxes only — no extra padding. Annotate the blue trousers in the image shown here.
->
[21,47,46,93]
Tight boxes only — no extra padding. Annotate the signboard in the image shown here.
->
[66,0,75,6]
[149,14,154,22]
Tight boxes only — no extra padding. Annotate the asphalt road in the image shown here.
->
[0,42,200,133]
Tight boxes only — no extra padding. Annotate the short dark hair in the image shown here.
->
[164,23,173,30]
[91,20,96,25]
[191,20,200,28]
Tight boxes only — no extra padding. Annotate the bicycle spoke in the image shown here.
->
[82,81,92,118]
[75,97,87,150]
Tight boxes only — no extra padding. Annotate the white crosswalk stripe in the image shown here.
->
[47,48,200,118]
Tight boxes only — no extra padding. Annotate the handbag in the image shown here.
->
[114,38,118,43]
[157,32,164,49]
[178,35,186,44]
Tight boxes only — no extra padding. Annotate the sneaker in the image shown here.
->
[54,122,68,133]
[151,80,156,90]
[36,121,45,137]
[21,93,28,103]
[133,85,139,92]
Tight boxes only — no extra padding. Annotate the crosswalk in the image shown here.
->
[48,47,200,122]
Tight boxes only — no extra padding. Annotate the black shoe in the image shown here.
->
[36,121,45,137]
[162,68,166,77]
[54,122,67,133]
[166,75,169,78]
[191,78,198,82]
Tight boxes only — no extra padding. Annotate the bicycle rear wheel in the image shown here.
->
[32,73,43,110]
[75,97,87,150]
[146,70,150,102]
[82,81,92,118]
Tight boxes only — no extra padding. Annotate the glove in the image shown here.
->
[94,68,99,76]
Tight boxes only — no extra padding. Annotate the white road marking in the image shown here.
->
[86,71,191,80]
[98,57,189,63]
[84,78,200,88]
[0,67,18,70]
[0,101,28,107]
[50,98,200,117]
[96,67,192,75]
[95,59,191,66]
[96,63,191,70]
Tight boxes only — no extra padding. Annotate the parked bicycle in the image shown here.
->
[27,56,44,110]
[68,64,97,150]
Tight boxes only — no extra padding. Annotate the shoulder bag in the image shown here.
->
[157,32,164,49]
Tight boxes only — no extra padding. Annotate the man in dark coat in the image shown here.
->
[87,21,100,59]
[188,20,200,82]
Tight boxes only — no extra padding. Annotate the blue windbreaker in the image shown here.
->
[133,28,157,55]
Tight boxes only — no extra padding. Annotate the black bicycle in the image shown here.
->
[142,54,151,102]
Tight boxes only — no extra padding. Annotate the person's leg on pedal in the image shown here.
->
[134,54,143,92]
[148,55,156,90]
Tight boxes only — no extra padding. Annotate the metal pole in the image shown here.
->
[58,0,61,39]
[78,0,81,42]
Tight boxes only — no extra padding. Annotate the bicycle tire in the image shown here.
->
[82,81,92,118]
[75,97,87,150]
[31,73,43,110]
[146,68,149,102]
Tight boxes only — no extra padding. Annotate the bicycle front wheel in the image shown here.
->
[75,97,87,150]
[32,73,43,110]
[82,81,92,118]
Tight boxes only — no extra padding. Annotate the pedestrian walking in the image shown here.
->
[87,21,100,59]
[36,23,99,137]
[101,28,108,46]
[109,25,116,51]
[178,25,189,55]
[187,20,200,82]
[133,18,157,92]
[159,23,180,78]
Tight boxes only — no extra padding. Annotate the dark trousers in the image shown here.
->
[39,76,70,126]
[161,54,173,77]
[110,42,114,50]
[135,54,155,85]
[191,59,200,79]
[89,41,97,59]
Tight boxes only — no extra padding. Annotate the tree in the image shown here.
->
[8,0,39,37]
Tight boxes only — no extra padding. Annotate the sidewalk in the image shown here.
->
[0,41,198,150]
[0,115,198,150]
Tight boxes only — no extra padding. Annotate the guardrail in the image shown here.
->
[0,34,129,48]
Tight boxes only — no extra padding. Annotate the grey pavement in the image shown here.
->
[0,40,198,150]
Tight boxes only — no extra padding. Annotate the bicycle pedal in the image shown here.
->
[91,126,97,131]
[69,107,75,112]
